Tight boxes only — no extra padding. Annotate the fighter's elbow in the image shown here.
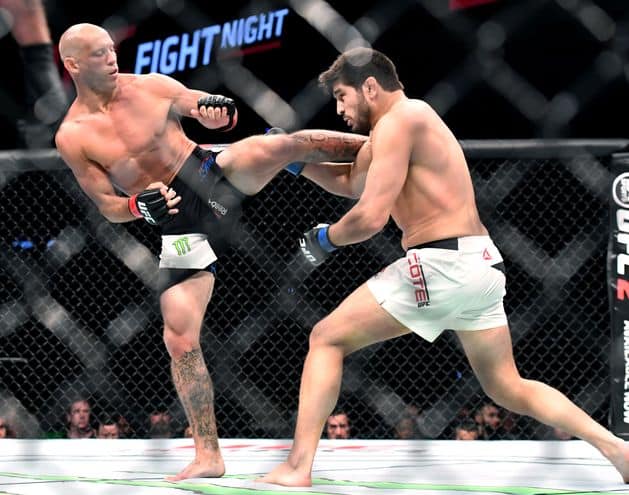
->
[100,208,118,223]
[361,213,389,236]
[373,216,390,234]
[347,188,361,200]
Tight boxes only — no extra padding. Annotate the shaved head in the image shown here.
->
[58,23,118,92]
[59,23,110,60]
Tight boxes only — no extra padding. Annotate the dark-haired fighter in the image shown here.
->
[260,47,629,486]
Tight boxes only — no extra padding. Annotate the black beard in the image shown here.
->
[353,98,372,134]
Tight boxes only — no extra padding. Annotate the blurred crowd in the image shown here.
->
[0,395,575,441]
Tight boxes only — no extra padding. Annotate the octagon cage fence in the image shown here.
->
[0,139,624,441]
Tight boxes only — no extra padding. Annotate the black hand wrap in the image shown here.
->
[128,189,171,225]
[298,224,338,267]
[197,94,236,131]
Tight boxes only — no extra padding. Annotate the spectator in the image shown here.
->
[0,416,16,438]
[115,413,136,439]
[183,424,193,438]
[393,416,422,440]
[398,403,430,439]
[325,410,351,439]
[475,401,502,440]
[66,398,95,439]
[454,419,480,440]
[500,410,521,439]
[97,417,120,439]
[148,409,174,439]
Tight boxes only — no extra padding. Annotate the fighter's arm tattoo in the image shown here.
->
[291,130,367,162]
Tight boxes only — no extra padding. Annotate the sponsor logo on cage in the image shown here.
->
[407,252,430,307]
[612,172,629,208]
[623,319,629,422]
[614,209,629,302]
[613,174,629,422]
[172,236,191,256]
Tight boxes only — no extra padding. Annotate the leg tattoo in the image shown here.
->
[292,130,367,162]
[171,348,219,451]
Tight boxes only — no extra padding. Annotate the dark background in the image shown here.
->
[3,0,629,149]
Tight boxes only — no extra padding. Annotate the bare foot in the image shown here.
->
[165,457,225,482]
[608,441,629,483]
[256,462,311,487]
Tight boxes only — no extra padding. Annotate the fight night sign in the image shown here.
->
[609,153,629,437]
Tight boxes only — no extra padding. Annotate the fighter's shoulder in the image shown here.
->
[56,102,97,151]
[56,106,85,142]
[377,99,430,129]
[135,72,185,95]
[55,120,83,157]
[395,98,432,118]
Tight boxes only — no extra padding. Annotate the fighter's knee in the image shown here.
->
[309,320,333,348]
[481,379,523,408]
[308,319,350,353]
[163,326,199,359]
[263,133,299,162]
[162,305,203,337]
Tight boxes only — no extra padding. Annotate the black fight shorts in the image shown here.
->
[157,146,247,293]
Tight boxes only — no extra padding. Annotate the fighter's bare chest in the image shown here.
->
[82,101,172,165]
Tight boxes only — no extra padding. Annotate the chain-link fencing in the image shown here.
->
[0,140,621,440]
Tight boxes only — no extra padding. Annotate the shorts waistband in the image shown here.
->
[192,145,206,160]
[407,237,459,251]
[192,144,230,159]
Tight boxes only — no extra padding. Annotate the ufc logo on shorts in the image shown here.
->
[407,253,430,307]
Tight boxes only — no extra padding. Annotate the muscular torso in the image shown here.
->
[61,74,196,194]
[364,99,487,250]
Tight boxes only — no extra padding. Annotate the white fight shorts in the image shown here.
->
[367,235,507,342]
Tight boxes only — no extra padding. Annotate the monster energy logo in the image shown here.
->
[172,236,191,256]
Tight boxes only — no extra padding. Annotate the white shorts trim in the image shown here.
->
[159,233,217,269]
[367,236,508,342]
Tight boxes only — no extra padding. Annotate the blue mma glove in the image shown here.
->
[299,223,338,266]
[197,95,236,131]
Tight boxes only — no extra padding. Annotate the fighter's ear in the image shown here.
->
[363,76,377,97]
[63,56,79,75]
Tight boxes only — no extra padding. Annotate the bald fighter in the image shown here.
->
[54,23,366,481]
